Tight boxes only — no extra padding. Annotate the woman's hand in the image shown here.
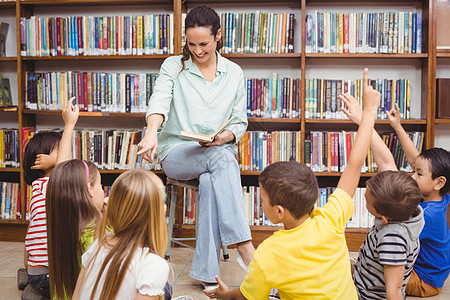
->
[200,130,235,147]
[137,131,159,163]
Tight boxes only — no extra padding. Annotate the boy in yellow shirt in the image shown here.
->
[204,68,380,299]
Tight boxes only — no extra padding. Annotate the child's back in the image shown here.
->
[240,177,357,299]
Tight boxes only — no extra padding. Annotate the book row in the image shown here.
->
[25,72,159,113]
[219,12,295,54]
[0,129,19,168]
[305,131,424,173]
[246,76,300,119]
[305,11,422,54]
[70,129,161,171]
[316,187,374,228]
[305,78,412,120]
[20,14,174,57]
[180,185,373,228]
[0,182,20,221]
[236,131,302,171]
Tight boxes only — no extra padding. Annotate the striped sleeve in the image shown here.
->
[378,233,407,266]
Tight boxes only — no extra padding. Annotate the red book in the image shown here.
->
[83,73,88,111]
[78,17,83,55]
[77,72,82,108]
[343,14,349,53]
[267,133,272,165]
[56,17,61,56]
[345,132,352,165]
[107,17,111,54]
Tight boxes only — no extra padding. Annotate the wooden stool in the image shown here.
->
[165,177,229,262]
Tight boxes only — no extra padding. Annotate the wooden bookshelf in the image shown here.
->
[0,0,446,252]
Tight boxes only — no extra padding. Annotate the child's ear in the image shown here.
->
[381,215,390,224]
[87,182,94,198]
[276,205,285,219]
[434,176,447,192]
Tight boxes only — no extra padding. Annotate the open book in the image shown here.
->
[179,116,235,143]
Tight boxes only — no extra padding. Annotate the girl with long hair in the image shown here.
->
[73,169,169,300]
[46,159,104,299]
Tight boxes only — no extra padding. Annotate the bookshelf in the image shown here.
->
[0,0,445,252]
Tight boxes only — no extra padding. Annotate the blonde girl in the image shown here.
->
[73,169,169,300]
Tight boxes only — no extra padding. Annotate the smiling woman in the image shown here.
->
[137,5,255,287]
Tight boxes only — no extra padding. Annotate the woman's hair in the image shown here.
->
[180,6,224,71]
[47,159,101,299]
[87,169,168,300]
[366,170,423,221]
[23,132,61,185]
[418,147,450,196]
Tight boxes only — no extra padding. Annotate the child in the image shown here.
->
[22,97,76,298]
[352,171,424,299]
[46,159,105,299]
[204,68,380,299]
[341,95,450,297]
[72,169,169,300]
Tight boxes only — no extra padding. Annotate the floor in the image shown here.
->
[1,241,449,299]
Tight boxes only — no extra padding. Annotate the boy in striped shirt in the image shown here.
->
[353,171,425,300]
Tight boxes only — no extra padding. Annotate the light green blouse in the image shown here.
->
[146,52,248,160]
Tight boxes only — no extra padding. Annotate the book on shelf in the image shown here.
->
[246,75,300,119]
[220,12,295,54]
[25,71,158,112]
[305,130,424,173]
[20,14,174,57]
[436,78,450,119]
[0,22,9,57]
[0,78,13,107]
[0,129,19,168]
[305,11,421,54]
[305,77,411,120]
[0,182,21,221]
[179,116,235,143]
[236,131,301,171]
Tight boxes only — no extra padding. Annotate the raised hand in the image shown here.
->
[62,97,79,127]
[387,103,402,130]
[362,68,381,112]
[340,93,363,125]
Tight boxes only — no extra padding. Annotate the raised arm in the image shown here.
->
[137,114,164,162]
[387,103,419,169]
[337,69,380,197]
[56,97,79,164]
[340,93,397,172]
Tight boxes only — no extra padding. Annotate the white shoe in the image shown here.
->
[172,296,195,300]
[236,251,249,273]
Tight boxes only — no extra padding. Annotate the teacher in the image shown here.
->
[137,6,255,287]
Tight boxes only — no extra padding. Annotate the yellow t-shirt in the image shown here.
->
[240,188,358,300]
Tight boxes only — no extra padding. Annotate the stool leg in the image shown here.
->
[165,185,177,260]
[222,244,230,262]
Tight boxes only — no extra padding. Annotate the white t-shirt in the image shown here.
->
[80,239,169,299]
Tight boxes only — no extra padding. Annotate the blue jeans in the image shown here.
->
[162,144,252,283]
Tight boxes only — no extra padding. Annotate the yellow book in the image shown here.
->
[137,16,143,55]
[338,13,344,53]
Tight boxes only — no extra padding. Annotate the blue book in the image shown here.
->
[259,132,263,171]
[331,13,336,52]
[252,132,257,171]
[412,13,417,54]
[41,17,46,56]
[416,13,422,54]
[246,79,252,116]
[320,188,327,207]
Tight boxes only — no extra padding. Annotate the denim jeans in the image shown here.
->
[162,144,252,283]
